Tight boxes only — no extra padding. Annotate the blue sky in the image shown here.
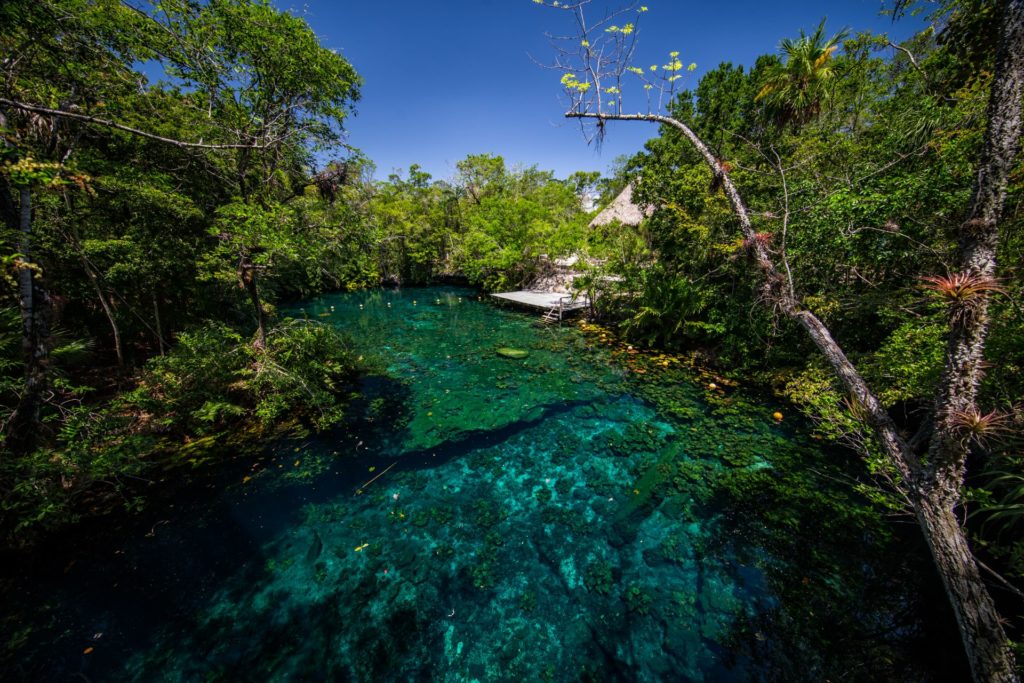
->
[283,1,927,182]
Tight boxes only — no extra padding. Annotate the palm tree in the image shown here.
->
[755,19,848,128]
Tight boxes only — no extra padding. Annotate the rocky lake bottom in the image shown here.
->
[4,287,968,681]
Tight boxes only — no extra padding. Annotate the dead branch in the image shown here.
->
[0,98,270,149]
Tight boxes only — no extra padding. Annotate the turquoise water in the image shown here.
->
[4,287,965,681]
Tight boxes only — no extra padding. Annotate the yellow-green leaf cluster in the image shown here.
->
[560,73,591,92]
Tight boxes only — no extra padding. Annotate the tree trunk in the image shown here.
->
[10,187,52,453]
[917,2,1023,679]
[916,492,1019,681]
[72,236,124,371]
[153,294,165,357]
[239,251,266,347]
[925,0,1024,491]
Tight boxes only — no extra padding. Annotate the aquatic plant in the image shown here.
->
[484,530,505,548]
[470,561,496,590]
[471,500,505,529]
[429,505,454,525]
[671,590,697,618]
[518,590,538,613]
[539,506,591,534]
[659,532,692,564]
[624,584,653,615]
[432,543,455,560]
[583,559,614,595]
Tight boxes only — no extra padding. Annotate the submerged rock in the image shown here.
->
[306,530,324,563]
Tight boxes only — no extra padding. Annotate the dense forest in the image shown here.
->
[0,0,608,541]
[1,0,1022,679]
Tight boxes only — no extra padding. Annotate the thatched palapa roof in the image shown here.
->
[589,183,654,228]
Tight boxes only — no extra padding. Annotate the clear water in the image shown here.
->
[4,287,966,681]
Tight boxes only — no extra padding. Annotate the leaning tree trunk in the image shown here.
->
[569,107,1021,680]
[564,1,1023,673]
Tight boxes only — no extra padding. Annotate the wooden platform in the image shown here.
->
[489,290,589,313]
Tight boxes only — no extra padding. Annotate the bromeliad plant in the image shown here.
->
[948,406,1013,445]
[922,272,1008,325]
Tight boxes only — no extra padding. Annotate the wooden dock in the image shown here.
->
[489,291,589,322]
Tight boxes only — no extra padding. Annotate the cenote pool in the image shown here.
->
[4,287,967,681]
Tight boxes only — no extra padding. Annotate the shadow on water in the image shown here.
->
[310,396,602,492]
[0,370,610,681]
[1,486,273,680]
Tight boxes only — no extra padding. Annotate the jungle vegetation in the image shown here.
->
[0,0,600,544]
[1,0,1022,678]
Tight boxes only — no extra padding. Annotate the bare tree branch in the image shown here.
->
[0,98,270,149]
[567,109,918,484]
[888,40,929,82]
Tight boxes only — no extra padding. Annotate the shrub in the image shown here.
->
[131,318,359,435]
[0,318,361,545]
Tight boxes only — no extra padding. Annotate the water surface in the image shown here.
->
[4,287,966,681]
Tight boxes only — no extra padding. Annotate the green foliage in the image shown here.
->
[363,155,590,291]
[131,319,359,436]
[129,322,247,434]
[455,160,588,290]
[755,19,848,128]
[0,317,358,545]
[0,0,376,541]
[1,406,152,541]
[861,314,946,407]
[246,320,360,429]
[618,265,724,348]
[780,364,895,489]
[0,308,22,401]
[976,466,1024,539]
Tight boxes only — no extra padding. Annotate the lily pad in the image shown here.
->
[496,347,529,359]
